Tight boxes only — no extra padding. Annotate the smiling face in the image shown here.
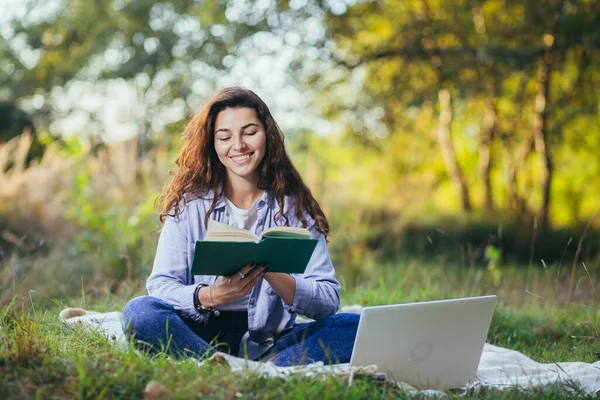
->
[214,107,267,187]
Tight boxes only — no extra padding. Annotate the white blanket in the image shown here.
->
[59,307,600,395]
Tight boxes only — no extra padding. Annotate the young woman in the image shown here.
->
[123,87,359,366]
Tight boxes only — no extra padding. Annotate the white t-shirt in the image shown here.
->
[225,197,260,233]
[217,196,261,311]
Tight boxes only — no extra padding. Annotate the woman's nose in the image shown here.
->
[233,135,247,151]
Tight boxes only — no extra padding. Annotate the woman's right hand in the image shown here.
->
[201,263,266,307]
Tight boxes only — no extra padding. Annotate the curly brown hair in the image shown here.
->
[157,87,330,238]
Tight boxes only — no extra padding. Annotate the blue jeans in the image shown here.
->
[122,296,359,366]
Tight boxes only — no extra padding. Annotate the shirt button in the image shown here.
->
[258,201,265,207]
[258,219,263,224]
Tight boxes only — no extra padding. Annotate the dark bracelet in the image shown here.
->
[193,284,201,310]
[193,284,219,315]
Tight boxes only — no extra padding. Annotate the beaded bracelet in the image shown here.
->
[193,284,219,316]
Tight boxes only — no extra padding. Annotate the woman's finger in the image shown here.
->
[241,266,266,291]
[234,263,257,280]
[242,277,261,296]
[221,263,253,280]
[245,263,266,279]
[240,263,256,274]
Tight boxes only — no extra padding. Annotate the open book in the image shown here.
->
[191,220,318,276]
[204,220,311,242]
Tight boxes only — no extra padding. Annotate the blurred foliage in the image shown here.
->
[1,134,600,303]
[1,0,600,300]
[0,101,34,142]
[0,0,299,151]
[62,138,159,281]
[301,0,600,230]
[0,134,170,297]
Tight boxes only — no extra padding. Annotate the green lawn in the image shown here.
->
[1,262,599,399]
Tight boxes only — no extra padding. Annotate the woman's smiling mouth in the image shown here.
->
[230,153,253,164]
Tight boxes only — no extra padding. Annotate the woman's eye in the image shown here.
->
[219,137,231,141]
[244,132,257,136]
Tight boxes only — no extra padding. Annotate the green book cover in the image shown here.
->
[190,236,319,276]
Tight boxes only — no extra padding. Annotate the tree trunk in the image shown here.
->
[499,73,531,219]
[506,135,536,220]
[478,97,497,211]
[437,89,472,212]
[533,54,553,230]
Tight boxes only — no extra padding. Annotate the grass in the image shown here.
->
[2,261,600,399]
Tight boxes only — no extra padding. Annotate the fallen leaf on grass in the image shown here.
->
[143,380,169,400]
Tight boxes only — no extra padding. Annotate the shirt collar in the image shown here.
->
[212,188,272,210]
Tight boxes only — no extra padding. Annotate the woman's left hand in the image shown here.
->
[211,263,266,306]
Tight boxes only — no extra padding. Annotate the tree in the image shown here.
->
[0,0,285,153]
[300,0,600,227]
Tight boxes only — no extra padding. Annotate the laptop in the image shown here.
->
[348,295,497,390]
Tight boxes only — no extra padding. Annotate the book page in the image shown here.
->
[260,226,311,239]
[204,220,259,242]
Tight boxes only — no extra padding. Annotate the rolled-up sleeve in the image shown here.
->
[288,217,341,319]
[146,211,208,323]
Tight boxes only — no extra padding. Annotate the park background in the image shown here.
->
[2,0,600,398]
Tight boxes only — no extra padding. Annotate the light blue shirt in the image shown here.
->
[146,189,341,359]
